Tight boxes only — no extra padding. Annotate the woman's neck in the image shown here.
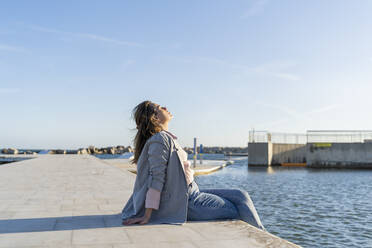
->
[159,123,169,131]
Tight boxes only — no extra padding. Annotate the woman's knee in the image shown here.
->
[232,189,252,202]
[194,193,226,208]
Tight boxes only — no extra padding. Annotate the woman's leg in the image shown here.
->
[200,188,265,230]
[187,181,239,221]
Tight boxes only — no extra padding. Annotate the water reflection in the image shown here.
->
[267,166,275,174]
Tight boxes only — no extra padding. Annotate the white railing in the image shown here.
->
[248,131,307,144]
[248,130,372,144]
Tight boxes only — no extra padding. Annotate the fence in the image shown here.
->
[249,130,372,144]
[307,130,372,143]
[248,131,307,144]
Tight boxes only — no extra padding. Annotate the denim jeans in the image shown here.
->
[187,180,265,230]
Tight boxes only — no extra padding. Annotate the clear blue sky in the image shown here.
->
[1,1,372,149]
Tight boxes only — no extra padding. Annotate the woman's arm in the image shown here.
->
[145,187,161,210]
[147,140,169,192]
[123,136,170,226]
[144,208,153,219]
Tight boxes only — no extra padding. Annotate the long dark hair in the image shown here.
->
[131,100,162,164]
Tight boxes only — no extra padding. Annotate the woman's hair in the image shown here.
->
[131,100,162,164]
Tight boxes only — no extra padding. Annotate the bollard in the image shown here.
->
[193,138,197,168]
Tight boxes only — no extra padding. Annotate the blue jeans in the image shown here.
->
[187,180,265,230]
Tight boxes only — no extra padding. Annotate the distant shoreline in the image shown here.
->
[1,145,248,155]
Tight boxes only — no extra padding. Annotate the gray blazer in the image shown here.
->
[121,130,189,225]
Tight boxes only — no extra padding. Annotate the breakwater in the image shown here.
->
[248,130,372,168]
[248,142,372,168]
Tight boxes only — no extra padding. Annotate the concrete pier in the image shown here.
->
[307,143,372,168]
[102,158,235,176]
[0,154,300,247]
[248,142,372,168]
[248,142,307,167]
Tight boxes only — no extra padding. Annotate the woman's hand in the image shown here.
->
[122,215,150,225]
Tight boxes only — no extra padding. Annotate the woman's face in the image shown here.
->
[154,103,173,124]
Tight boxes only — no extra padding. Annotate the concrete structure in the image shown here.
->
[271,144,307,165]
[248,130,372,168]
[0,154,299,247]
[248,143,306,166]
[247,143,272,166]
[106,159,235,176]
[248,142,372,168]
[190,160,234,175]
[307,143,372,168]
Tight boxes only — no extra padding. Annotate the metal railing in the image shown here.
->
[248,130,307,144]
[249,130,372,144]
[307,130,372,143]
[248,130,269,143]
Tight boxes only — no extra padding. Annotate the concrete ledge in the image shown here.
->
[102,158,234,176]
[0,155,300,247]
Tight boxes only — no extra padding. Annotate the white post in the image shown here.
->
[193,138,197,168]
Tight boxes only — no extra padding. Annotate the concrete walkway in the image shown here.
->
[0,155,300,248]
[101,158,234,176]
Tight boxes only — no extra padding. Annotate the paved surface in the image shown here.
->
[0,154,300,248]
[102,158,233,175]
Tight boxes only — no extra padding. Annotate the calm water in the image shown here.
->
[191,154,372,248]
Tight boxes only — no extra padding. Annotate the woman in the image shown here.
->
[121,100,265,230]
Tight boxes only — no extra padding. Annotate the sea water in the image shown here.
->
[193,154,372,248]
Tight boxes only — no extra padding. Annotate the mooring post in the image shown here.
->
[193,138,197,168]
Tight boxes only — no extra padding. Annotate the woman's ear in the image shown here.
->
[153,115,160,124]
